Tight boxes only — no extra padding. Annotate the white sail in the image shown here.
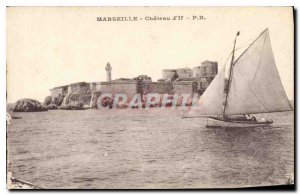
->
[187,29,292,118]
[187,68,225,116]
[225,29,293,115]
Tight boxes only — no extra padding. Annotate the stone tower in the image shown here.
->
[105,62,112,82]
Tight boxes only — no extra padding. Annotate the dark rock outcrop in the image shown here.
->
[51,95,64,106]
[13,98,48,112]
[63,101,84,110]
[60,93,91,110]
[44,96,52,106]
[44,94,64,107]
[47,103,58,109]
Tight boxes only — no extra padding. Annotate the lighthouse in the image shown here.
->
[105,62,112,82]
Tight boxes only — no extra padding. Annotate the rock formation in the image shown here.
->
[47,104,58,109]
[60,93,91,110]
[13,98,48,112]
[89,91,101,108]
[51,94,64,106]
[44,96,52,106]
[63,101,84,110]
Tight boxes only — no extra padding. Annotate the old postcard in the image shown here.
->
[6,6,294,189]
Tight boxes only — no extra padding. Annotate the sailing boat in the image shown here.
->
[186,28,293,128]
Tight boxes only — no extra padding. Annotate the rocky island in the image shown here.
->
[13,61,218,112]
[13,99,48,112]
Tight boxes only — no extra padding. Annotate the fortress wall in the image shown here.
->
[173,81,197,97]
[162,69,177,81]
[176,68,193,79]
[202,60,218,76]
[95,83,102,91]
[50,86,68,97]
[81,83,90,93]
[141,82,174,95]
[67,86,72,93]
[206,76,215,85]
[89,82,102,92]
[70,84,80,93]
[199,78,209,89]
[193,60,218,77]
[90,83,96,91]
[62,87,68,95]
[50,87,63,97]
[194,76,214,90]
[100,81,139,101]
[70,82,90,94]
[193,66,206,77]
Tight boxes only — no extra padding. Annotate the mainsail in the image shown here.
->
[188,68,225,116]
[188,29,293,117]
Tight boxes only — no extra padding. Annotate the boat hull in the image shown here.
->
[206,117,272,128]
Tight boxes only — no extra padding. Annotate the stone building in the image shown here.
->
[193,60,218,77]
[68,82,90,94]
[141,81,174,95]
[50,85,69,97]
[193,60,218,95]
[162,67,194,81]
[162,69,178,81]
[176,68,193,80]
[50,82,91,97]
[173,81,198,96]
[50,60,218,102]
[89,82,102,92]
[100,80,139,101]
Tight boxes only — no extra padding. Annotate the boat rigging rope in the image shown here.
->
[234,33,259,52]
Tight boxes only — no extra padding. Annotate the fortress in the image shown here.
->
[50,61,218,103]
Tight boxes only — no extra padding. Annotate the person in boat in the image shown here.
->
[243,114,257,122]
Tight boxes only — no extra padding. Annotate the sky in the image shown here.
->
[6,7,294,102]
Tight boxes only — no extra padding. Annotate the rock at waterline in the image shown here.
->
[44,95,64,107]
[47,103,58,110]
[61,101,85,110]
[60,93,91,110]
[51,95,64,106]
[83,105,90,109]
[43,96,52,106]
[13,98,48,112]
[90,91,101,108]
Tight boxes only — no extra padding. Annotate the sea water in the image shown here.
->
[7,107,294,189]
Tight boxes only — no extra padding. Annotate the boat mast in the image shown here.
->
[222,31,240,117]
